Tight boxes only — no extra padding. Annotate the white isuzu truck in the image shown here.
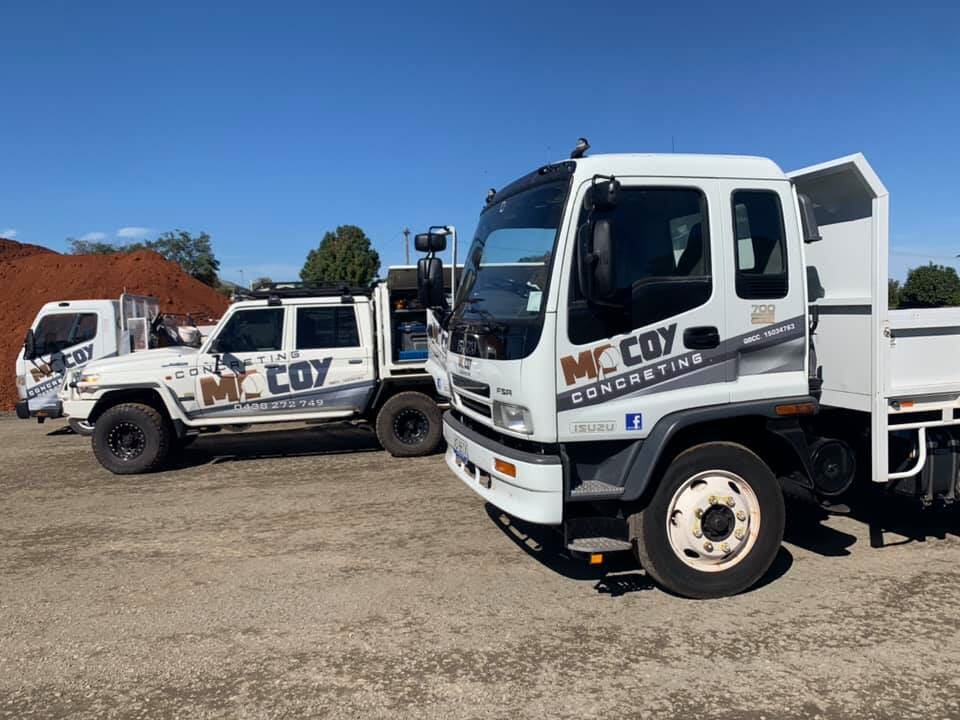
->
[418,140,960,598]
[60,267,447,474]
[16,294,162,434]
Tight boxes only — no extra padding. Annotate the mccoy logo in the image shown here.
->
[29,343,95,382]
[198,358,332,406]
[561,324,677,386]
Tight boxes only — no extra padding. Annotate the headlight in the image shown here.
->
[15,375,25,388]
[78,373,100,385]
[492,401,534,434]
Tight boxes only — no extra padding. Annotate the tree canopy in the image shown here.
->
[67,230,220,286]
[300,225,380,286]
[898,263,960,308]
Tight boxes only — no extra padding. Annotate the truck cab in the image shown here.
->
[426,146,834,598]
[61,269,446,474]
[16,295,160,431]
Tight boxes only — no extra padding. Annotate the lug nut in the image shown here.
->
[703,541,714,552]
[693,529,703,538]
[734,529,745,540]
[694,508,703,519]
[708,495,717,505]
[736,511,747,522]
[720,542,730,553]
[725,496,736,507]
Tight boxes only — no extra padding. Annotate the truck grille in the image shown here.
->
[458,394,492,418]
[451,373,490,398]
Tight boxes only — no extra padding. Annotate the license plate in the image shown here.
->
[452,436,469,464]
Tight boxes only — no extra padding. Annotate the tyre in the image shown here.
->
[630,442,785,599]
[92,403,172,475]
[375,391,442,457]
[68,418,94,437]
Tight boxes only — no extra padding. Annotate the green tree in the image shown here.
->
[899,263,960,308]
[300,225,380,285]
[67,237,125,254]
[147,230,220,286]
[252,276,273,290]
[888,278,901,309]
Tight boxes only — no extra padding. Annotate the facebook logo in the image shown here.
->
[625,413,643,431]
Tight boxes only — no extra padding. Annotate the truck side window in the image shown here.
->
[568,187,711,345]
[214,308,284,353]
[296,307,360,349]
[732,190,788,299]
[34,312,98,356]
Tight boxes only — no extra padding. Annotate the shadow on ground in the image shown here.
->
[166,423,384,469]
[484,503,794,597]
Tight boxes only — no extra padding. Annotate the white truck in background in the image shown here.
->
[418,139,960,599]
[59,264,451,474]
[15,294,167,434]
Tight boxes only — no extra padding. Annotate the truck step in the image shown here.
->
[567,537,633,553]
[570,480,625,498]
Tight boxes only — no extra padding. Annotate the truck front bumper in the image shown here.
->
[62,398,96,422]
[16,399,63,420]
[442,411,563,525]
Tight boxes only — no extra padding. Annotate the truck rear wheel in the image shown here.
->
[92,403,172,475]
[630,442,785,599]
[375,391,442,457]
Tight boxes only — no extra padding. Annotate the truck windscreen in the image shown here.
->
[451,178,569,359]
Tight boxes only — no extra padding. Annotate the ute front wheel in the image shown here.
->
[92,403,172,475]
[630,442,785,599]
[375,391,442,457]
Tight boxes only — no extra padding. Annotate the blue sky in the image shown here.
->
[1,1,957,283]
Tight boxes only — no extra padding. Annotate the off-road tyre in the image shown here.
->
[630,442,785,599]
[375,391,442,457]
[92,403,172,475]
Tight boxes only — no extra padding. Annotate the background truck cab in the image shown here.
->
[16,294,160,433]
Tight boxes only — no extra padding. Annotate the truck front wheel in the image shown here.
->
[375,391,442,457]
[92,403,172,475]
[630,442,785,599]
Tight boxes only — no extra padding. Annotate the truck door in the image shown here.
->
[20,308,104,413]
[192,306,288,419]
[290,301,375,412]
[556,179,729,441]
[716,180,808,403]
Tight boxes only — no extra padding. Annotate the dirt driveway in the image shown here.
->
[1,416,959,719]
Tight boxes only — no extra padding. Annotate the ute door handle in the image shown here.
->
[683,326,720,350]
[348,358,363,364]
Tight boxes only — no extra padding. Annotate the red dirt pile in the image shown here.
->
[0,238,230,411]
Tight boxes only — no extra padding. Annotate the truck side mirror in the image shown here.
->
[417,256,445,308]
[798,193,822,243]
[23,328,36,360]
[590,219,616,298]
[415,232,447,253]
[577,177,619,303]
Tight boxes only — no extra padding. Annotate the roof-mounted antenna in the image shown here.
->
[570,137,590,159]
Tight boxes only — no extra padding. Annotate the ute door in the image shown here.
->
[22,308,103,414]
[556,179,729,442]
[717,180,808,404]
[291,299,376,413]
[192,305,288,420]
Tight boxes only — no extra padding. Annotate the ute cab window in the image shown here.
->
[213,308,284,353]
[33,312,98,357]
[296,307,360,349]
[569,187,711,345]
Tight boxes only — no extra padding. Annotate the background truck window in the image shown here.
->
[214,308,284,353]
[296,307,360,349]
[732,190,788,299]
[569,187,711,345]
[33,312,98,357]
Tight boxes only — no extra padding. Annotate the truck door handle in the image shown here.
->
[348,359,363,364]
[683,326,720,350]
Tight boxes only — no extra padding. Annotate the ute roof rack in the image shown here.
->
[234,281,373,304]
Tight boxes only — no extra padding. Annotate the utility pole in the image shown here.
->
[403,227,410,265]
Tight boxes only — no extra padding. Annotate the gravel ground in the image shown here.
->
[2,416,960,719]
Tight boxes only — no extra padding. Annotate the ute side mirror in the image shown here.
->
[23,328,36,360]
[415,232,447,253]
[798,193,822,243]
[417,256,445,308]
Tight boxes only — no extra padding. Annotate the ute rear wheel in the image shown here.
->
[630,442,785,599]
[92,403,171,475]
[375,391,442,457]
